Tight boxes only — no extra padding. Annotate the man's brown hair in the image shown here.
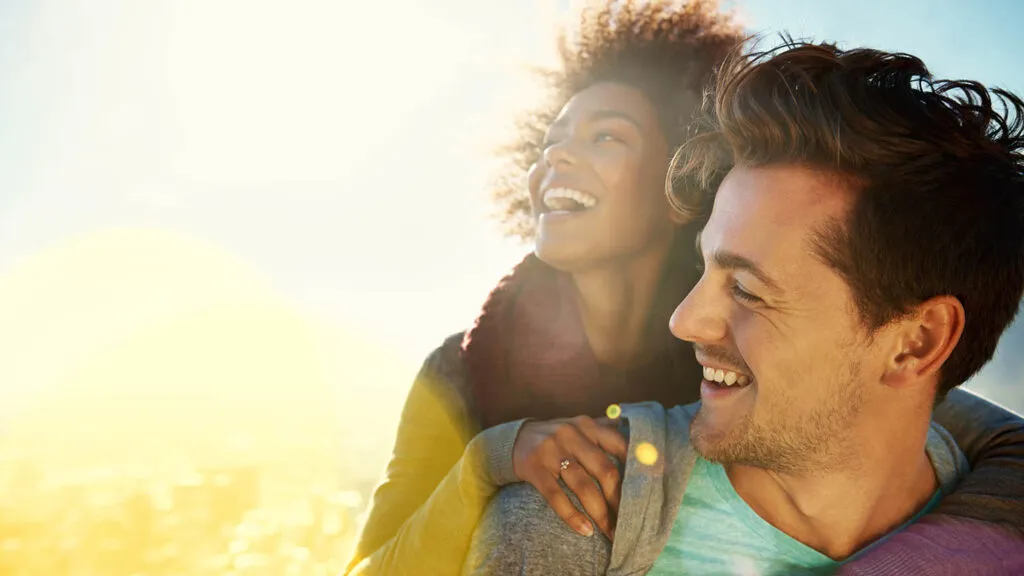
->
[671,40,1024,396]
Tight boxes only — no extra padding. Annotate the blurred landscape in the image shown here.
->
[0,460,364,576]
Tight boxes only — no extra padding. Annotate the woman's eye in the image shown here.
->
[594,132,620,144]
[730,282,762,304]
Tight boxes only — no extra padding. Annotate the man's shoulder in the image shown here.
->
[465,401,704,575]
[926,420,971,491]
[464,482,610,575]
[618,401,701,433]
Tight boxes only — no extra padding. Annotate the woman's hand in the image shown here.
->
[512,415,627,540]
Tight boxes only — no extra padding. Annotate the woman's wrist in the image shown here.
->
[471,418,531,486]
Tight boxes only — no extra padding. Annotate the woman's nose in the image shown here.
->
[542,138,578,168]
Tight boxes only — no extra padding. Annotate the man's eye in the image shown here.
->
[594,132,620,144]
[730,282,762,304]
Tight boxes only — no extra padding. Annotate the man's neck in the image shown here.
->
[570,238,671,368]
[726,412,938,560]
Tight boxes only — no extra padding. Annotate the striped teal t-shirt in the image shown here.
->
[647,456,942,576]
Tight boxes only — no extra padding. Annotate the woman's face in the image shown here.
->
[529,81,676,272]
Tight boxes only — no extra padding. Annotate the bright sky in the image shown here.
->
[1,0,1021,483]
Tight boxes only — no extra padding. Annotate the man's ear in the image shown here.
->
[882,295,965,389]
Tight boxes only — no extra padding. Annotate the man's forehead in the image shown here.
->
[700,165,852,276]
[711,165,851,228]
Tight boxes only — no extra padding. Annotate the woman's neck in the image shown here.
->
[570,237,674,368]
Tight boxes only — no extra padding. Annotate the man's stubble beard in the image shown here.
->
[690,360,865,476]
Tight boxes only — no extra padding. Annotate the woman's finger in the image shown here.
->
[558,459,613,539]
[531,472,594,538]
[574,416,628,461]
[554,423,623,519]
[568,417,626,513]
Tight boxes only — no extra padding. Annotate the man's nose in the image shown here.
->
[670,276,729,344]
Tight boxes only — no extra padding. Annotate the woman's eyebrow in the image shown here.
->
[588,109,642,129]
[546,109,643,137]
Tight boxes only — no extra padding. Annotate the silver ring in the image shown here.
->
[559,458,572,472]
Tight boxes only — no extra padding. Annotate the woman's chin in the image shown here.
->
[534,238,594,273]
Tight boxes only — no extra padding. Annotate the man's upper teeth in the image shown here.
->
[702,366,749,386]
[543,187,597,209]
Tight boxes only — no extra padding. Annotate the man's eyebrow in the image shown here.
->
[696,233,784,294]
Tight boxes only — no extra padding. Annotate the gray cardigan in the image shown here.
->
[463,402,974,575]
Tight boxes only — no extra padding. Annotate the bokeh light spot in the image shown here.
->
[605,404,622,419]
[635,442,658,466]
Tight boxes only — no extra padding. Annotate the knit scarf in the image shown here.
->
[462,232,703,430]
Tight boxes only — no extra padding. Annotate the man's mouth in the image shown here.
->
[701,365,751,388]
[542,187,598,213]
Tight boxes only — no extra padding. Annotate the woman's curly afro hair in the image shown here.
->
[492,0,744,239]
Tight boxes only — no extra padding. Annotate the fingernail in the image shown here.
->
[577,521,594,537]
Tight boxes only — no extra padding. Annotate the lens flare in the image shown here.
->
[635,442,658,466]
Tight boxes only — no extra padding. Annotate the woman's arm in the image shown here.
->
[931,387,1024,528]
[838,515,1024,576]
[349,423,523,575]
[345,338,525,575]
[840,387,1024,575]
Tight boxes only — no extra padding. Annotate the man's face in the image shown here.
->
[670,164,892,473]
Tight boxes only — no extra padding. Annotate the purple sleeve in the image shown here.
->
[838,516,1024,576]
[841,388,1024,574]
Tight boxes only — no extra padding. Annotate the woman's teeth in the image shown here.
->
[702,366,749,387]
[543,187,598,211]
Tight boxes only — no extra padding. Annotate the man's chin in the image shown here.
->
[689,410,732,460]
[689,407,756,464]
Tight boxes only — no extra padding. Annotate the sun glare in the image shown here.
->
[0,2,541,572]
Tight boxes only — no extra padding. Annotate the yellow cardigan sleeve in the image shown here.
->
[345,337,526,575]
